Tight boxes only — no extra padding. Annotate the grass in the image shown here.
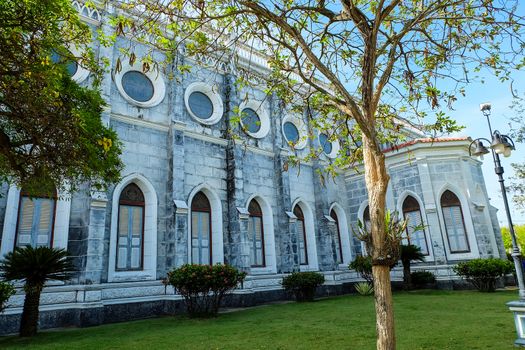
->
[0,290,518,349]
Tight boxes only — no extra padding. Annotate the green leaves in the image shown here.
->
[0,246,74,288]
[0,0,123,193]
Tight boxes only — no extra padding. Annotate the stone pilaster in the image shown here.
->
[417,160,448,264]
[80,191,108,284]
[173,200,188,267]
[312,162,337,271]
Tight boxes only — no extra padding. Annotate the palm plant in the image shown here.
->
[0,246,74,337]
[400,244,425,290]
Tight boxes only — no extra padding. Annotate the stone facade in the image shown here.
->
[0,2,506,333]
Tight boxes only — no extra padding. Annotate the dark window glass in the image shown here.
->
[16,190,57,248]
[188,91,214,119]
[117,184,145,271]
[283,122,300,144]
[330,209,343,264]
[402,196,429,255]
[121,71,154,102]
[191,192,212,265]
[242,108,261,133]
[440,190,470,253]
[294,205,308,265]
[51,51,78,77]
[319,133,333,154]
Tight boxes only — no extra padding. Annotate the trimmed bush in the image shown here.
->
[411,271,436,288]
[349,255,373,284]
[281,272,325,302]
[453,258,513,292]
[0,281,15,313]
[354,281,374,296]
[167,264,246,317]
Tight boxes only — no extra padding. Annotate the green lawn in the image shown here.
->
[0,290,518,349]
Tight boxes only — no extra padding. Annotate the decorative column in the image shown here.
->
[417,159,448,264]
[312,162,337,271]
[173,200,188,267]
[224,73,250,272]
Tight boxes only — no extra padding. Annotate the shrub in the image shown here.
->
[281,272,325,302]
[349,255,373,284]
[354,281,374,296]
[0,281,15,313]
[453,258,514,292]
[410,271,436,288]
[167,264,246,317]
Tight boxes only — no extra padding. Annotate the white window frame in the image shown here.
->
[184,82,224,125]
[282,115,308,150]
[239,100,270,139]
[292,199,319,271]
[329,203,352,266]
[436,185,479,260]
[396,190,434,262]
[0,185,71,258]
[108,174,158,282]
[113,61,166,108]
[187,184,224,265]
[245,195,277,275]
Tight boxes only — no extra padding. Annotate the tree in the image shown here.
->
[399,244,425,290]
[501,225,525,253]
[108,1,525,348]
[0,0,122,194]
[508,100,525,212]
[0,246,74,337]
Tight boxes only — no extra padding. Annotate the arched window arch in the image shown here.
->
[248,199,265,267]
[402,196,429,255]
[363,205,371,232]
[294,205,308,265]
[116,183,145,271]
[15,189,57,248]
[330,209,343,264]
[191,191,212,265]
[441,190,470,253]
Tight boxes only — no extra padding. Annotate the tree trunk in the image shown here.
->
[19,284,42,337]
[362,135,395,350]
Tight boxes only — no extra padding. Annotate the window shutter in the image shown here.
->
[17,197,35,246]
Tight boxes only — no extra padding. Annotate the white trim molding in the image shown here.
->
[329,202,352,265]
[0,185,71,258]
[184,82,224,125]
[239,100,270,139]
[292,198,319,271]
[282,114,308,150]
[245,194,277,275]
[396,190,435,261]
[113,61,166,108]
[187,184,225,265]
[317,130,340,159]
[436,184,480,260]
[108,174,158,282]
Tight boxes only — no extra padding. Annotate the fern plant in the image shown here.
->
[354,281,374,296]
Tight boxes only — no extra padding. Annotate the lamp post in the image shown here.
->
[469,103,525,346]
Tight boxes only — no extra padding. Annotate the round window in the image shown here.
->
[319,133,333,155]
[121,71,154,103]
[188,91,214,120]
[241,108,261,133]
[51,51,79,77]
[283,122,300,144]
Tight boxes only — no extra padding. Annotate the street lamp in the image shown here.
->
[469,102,525,346]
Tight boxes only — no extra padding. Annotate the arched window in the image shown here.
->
[363,205,371,232]
[402,196,429,255]
[441,190,470,253]
[15,190,57,248]
[330,209,343,264]
[248,200,265,267]
[191,192,212,265]
[294,205,308,265]
[117,183,145,270]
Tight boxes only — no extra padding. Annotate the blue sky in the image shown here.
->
[447,73,524,226]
